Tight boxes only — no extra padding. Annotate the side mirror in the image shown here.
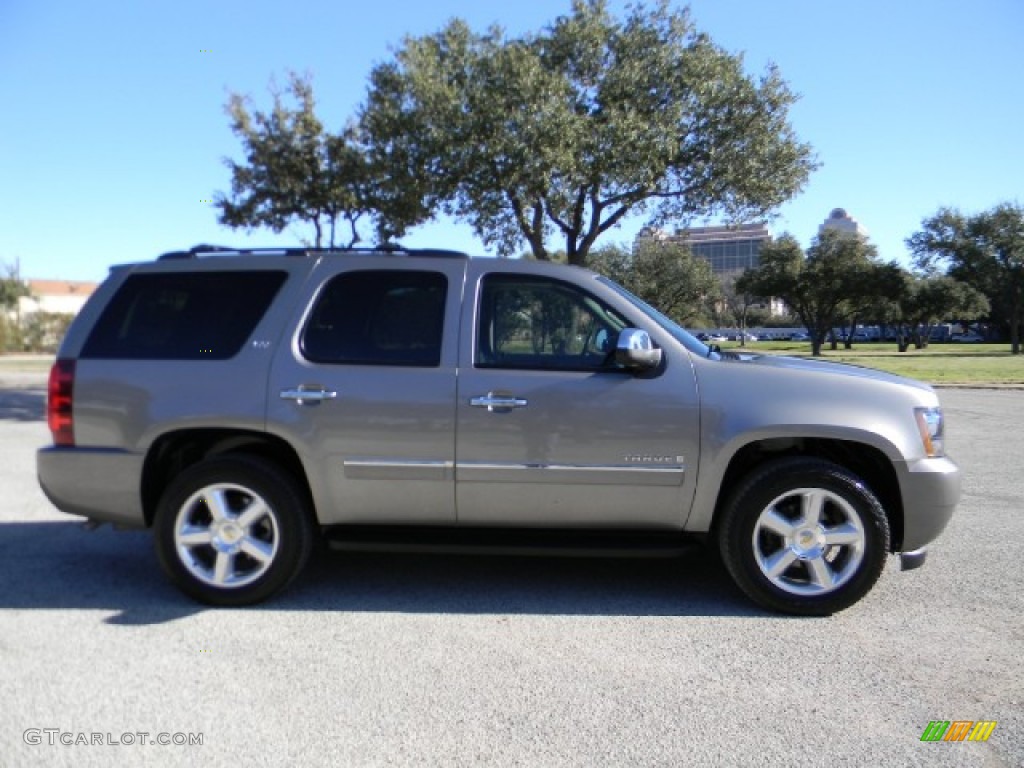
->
[614,328,662,370]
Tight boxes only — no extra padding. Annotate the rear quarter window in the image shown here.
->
[81,271,287,360]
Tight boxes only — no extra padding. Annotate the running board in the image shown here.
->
[322,526,699,559]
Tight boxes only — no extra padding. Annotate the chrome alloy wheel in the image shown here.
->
[751,487,866,596]
[173,483,280,588]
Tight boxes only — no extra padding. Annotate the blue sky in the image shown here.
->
[1,0,1021,282]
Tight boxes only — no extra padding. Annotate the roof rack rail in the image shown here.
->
[157,244,470,260]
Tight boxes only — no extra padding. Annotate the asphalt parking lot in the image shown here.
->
[0,377,1021,767]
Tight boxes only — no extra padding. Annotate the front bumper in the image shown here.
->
[897,455,960,552]
[900,547,928,571]
[37,446,146,527]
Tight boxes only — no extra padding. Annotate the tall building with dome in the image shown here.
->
[818,208,868,237]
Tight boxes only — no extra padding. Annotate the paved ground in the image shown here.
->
[0,380,1020,767]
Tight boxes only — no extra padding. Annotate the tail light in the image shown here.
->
[47,359,76,446]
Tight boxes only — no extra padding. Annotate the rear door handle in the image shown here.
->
[470,394,528,413]
[280,387,338,405]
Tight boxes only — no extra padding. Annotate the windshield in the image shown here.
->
[596,276,719,359]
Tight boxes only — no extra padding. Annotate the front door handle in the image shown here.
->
[280,387,338,405]
[469,393,528,413]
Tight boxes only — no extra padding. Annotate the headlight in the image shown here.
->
[914,407,945,458]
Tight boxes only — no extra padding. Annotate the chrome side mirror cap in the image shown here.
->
[615,328,662,370]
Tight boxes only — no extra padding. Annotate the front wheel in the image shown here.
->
[154,455,314,606]
[718,458,890,615]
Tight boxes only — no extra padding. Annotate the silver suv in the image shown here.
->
[37,245,960,615]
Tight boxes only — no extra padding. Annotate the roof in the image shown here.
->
[25,279,99,297]
[156,244,470,261]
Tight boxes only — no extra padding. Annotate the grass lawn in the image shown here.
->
[720,341,1024,386]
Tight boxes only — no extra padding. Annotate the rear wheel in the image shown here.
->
[154,455,314,606]
[718,457,890,615]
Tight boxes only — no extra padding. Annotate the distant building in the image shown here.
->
[819,208,868,238]
[634,223,787,316]
[17,279,98,319]
[635,223,771,277]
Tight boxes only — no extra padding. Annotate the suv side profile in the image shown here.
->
[38,245,961,615]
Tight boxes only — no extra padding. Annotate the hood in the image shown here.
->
[719,352,934,393]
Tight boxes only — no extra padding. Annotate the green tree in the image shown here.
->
[589,240,718,326]
[896,275,989,351]
[833,258,904,350]
[0,263,28,311]
[21,311,75,354]
[738,230,897,356]
[908,202,1024,353]
[856,290,904,348]
[215,73,379,248]
[0,263,29,353]
[361,0,815,265]
[714,272,761,347]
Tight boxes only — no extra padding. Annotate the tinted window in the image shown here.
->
[82,271,287,360]
[302,270,447,367]
[477,275,628,371]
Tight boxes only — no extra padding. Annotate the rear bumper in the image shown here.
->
[37,446,146,527]
[897,456,960,552]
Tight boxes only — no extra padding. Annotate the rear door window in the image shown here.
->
[301,270,447,367]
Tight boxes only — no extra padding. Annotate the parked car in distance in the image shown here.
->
[37,244,960,616]
[951,332,985,343]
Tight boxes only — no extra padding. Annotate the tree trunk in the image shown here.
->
[894,326,906,352]
[1011,297,1022,355]
[811,329,825,356]
[345,216,360,249]
[312,218,323,249]
[517,199,549,261]
[844,318,856,350]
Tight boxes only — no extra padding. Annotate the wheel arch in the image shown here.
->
[141,428,314,527]
[706,436,905,552]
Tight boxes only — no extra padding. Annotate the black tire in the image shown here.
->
[154,455,314,606]
[717,457,890,616]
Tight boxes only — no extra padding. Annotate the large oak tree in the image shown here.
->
[896,274,989,351]
[737,229,901,356]
[215,73,378,248]
[361,0,816,265]
[908,202,1024,353]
